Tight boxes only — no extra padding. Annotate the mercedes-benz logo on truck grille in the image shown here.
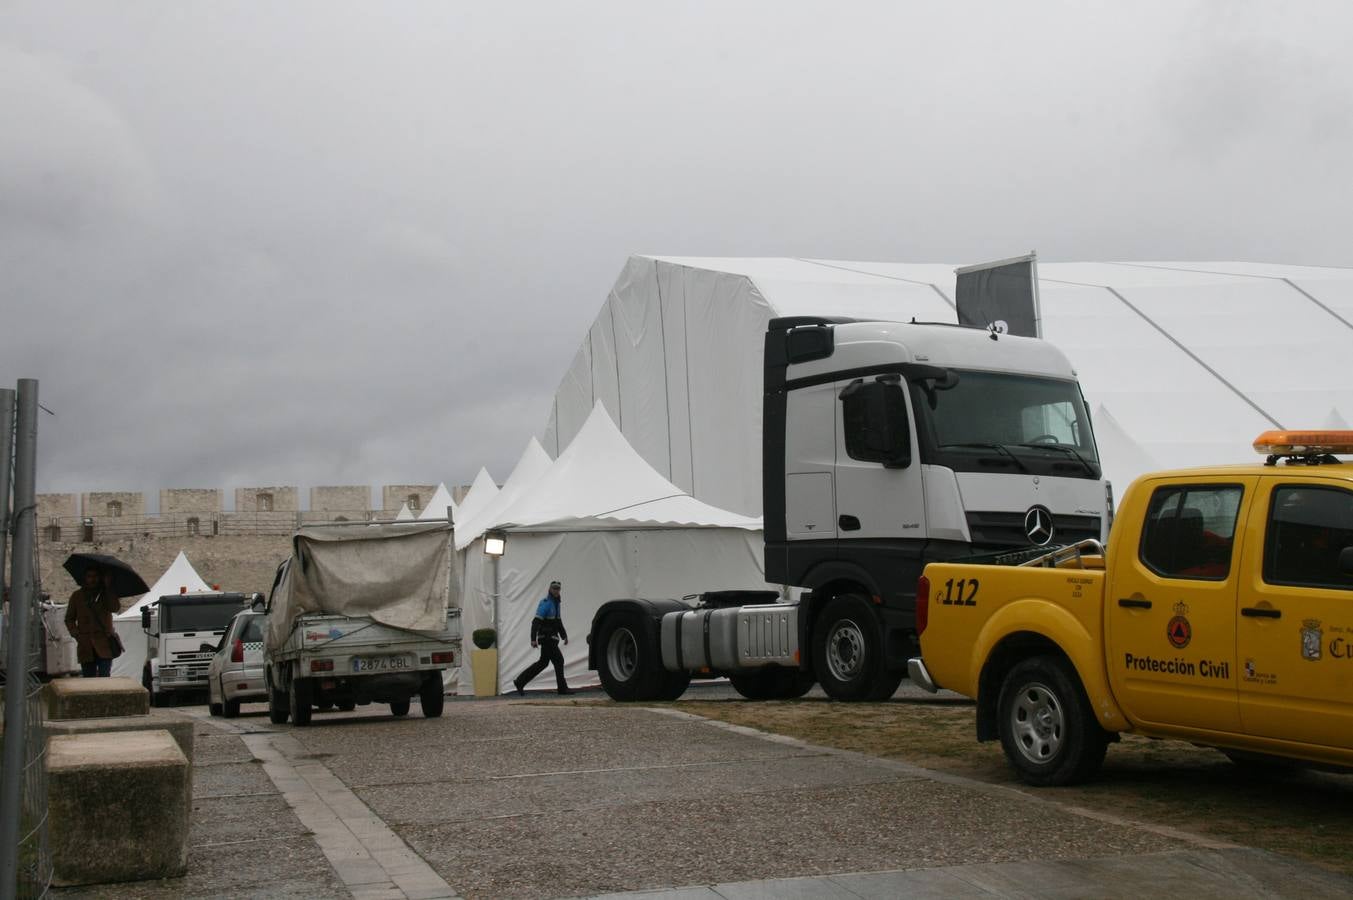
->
[1024,505,1054,545]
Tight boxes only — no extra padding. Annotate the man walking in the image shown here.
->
[65,565,121,677]
[513,580,575,695]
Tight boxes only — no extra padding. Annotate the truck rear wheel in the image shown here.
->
[597,611,664,701]
[997,656,1107,786]
[267,672,289,724]
[289,676,313,727]
[420,674,445,718]
[729,668,815,700]
[812,594,885,701]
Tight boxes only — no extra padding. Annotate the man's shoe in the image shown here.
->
[557,687,577,695]
[513,680,525,697]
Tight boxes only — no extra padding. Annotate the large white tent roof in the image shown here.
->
[542,256,1353,512]
[500,401,760,533]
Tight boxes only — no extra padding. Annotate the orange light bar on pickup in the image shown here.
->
[1254,430,1353,456]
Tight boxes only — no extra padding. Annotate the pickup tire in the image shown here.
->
[223,698,241,719]
[208,701,223,717]
[596,610,665,701]
[289,676,313,727]
[390,699,411,717]
[267,672,289,724]
[420,674,445,718]
[997,656,1107,786]
[812,594,885,701]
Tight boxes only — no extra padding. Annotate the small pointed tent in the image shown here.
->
[454,468,499,529]
[112,552,211,678]
[394,502,415,522]
[460,403,764,694]
[418,483,458,522]
[455,438,553,550]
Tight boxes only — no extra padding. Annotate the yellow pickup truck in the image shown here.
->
[908,431,1353,785]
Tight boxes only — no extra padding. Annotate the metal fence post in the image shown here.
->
[0,379,40,898]
[0,389,14,599]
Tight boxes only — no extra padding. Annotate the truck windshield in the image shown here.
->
[914,371,1101,479]
[161,600,245,633]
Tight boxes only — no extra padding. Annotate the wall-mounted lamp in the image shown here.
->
[483,529,507,557]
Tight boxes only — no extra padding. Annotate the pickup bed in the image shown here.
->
[910,448,1353,785]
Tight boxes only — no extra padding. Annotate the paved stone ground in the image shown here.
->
[51,684,1353,899]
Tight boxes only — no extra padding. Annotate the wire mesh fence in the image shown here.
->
[0,638,53,899]
[37,510,392,542]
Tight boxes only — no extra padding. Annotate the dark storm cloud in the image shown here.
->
[3,1,1352,507]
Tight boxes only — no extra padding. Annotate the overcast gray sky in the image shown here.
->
[3,1,1351,508]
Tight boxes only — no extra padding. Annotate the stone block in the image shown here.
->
[311,485,371,514]
[382,484,436,516]
[46,708,195,759]
[48,730,190,885]
[44,677,149,720]
[160,488,223,515]
[235,485,299,512]
[81,491,146,519]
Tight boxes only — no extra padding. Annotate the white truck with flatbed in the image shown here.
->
[263,521,462,725]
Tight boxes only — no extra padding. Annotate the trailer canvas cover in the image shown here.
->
[265,522,454,651]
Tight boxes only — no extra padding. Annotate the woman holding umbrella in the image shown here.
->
[64,564,123,677]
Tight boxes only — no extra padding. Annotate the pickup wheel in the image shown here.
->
[812,594,885,701]
[267,672,289,724]
[208,701,223,717]
[997,656,1107,786]
[223,698,241,719]
[419,674,445,718]
[596,611,664,701]
[730,668,815,700]
[338,699,356,712]
[390,699,411,717]
[289,676,313,727]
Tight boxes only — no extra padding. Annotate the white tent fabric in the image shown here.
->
[457,404,764,693]
[394,502,415,521]
[418,483,458,522]
[542,257,1353,511]
[454,438,553,550]
[454,467,499,529]
[111,551,211,678]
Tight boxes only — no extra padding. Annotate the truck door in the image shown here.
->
[1105,478,1251,734]
[834,374,925,544]
[1237,478,1353,749]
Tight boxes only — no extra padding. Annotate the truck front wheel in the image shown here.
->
[812,594,885,701]
[289,676,313,727]
[597,611,664,701]
[996,656,1107,786]
[729,668,815,700]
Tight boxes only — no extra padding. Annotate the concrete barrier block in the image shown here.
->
[46,708,195,759]
[48,730,190,886]
[43,676,148,720]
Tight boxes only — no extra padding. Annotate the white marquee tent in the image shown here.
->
[418,483,458,522]
[460,402,764,694]
[455,438,553,550]
[541,257,1353,514]
[454,468,499,529]
[111,551,211,678]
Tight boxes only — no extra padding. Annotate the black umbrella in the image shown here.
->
[63,553,150,598]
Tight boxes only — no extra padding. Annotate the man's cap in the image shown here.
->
[549,580,561,589]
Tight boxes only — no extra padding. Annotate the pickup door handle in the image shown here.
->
[1117,598,1152,609]
[838,515,861,532]
[1241,607,1282,619]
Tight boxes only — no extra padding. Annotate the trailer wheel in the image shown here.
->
[811,594,884,701]
[730,669,815,700]
[267,671,289,724]
[289,676,313,726]
[597,611,663,701]
[419,674,445,718]
[390,699,411,717]
[997,655,1107,786]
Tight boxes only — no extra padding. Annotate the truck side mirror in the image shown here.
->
[785,326,833,364]
[1339,546,1353,576]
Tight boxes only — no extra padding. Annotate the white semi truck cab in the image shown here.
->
[141,591,256,706]
[588,316,1111,702]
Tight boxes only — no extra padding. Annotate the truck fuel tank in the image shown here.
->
[660,604,800,673]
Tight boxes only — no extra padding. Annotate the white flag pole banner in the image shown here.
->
[955,252,1041,338]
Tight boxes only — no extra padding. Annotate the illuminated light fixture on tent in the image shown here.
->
[483,530,507,557]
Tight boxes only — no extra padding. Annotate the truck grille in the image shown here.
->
[170,650,215,678]
[965,511,1101,548]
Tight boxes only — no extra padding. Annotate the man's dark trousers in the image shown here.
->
[517,637,567,691]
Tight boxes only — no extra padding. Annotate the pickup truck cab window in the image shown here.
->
[1263,485,1353,591]
[1139,484,1243,580]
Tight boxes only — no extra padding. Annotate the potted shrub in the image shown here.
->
[470,628,498,697]
[472,628,497,650]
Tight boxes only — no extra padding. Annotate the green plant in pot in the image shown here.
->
[472,628,497,650]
